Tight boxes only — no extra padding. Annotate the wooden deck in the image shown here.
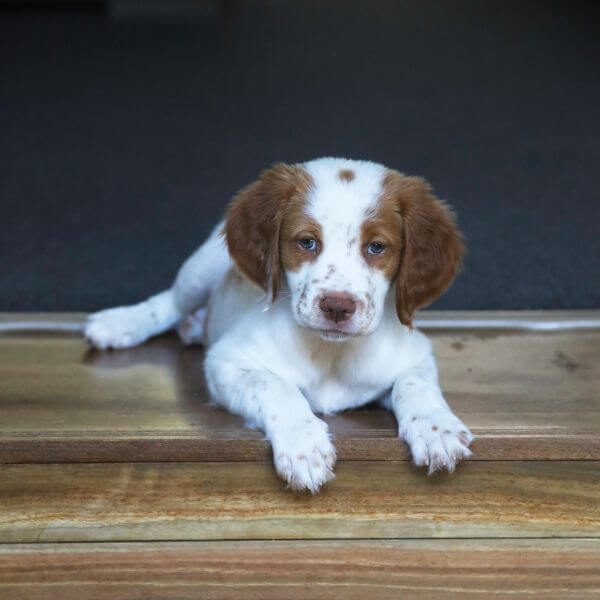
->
[1,311,599,598]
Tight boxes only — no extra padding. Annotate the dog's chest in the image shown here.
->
[289,332,406,414]
[297,353,388,414]
[302,377,382,414]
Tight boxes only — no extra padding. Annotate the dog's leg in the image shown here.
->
[84,289,180,350]
[381,353,473,473]
[172,222,231,316]
[85,223,231,349]
[205,355,337,493]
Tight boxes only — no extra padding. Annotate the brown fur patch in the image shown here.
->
[378,170,465,327]
[360,198,404,279]
[280,201,323,273]
[338,169,355,182]
[225,163,314,299]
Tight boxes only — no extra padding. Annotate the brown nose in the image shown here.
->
[319,294,357,323]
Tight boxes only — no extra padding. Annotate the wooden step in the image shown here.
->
[1,461,599,542]
[1,311,599,463]
[2,540,599,600]
[1,311,598,597]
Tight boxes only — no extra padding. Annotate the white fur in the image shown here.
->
[85,157,473,492]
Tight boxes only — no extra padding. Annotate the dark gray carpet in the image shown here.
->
[2,0,599,312]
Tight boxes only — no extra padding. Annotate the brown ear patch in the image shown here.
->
[225,163,313,299]
[381,171,465,327]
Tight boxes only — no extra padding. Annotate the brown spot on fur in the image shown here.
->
[225,163,314,299]
[299,286,308,304]
[338,169,355,182]
[324,264,336,280]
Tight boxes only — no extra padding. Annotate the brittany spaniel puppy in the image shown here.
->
[85,157,473,492]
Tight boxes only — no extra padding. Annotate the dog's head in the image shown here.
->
[225,158,464,341]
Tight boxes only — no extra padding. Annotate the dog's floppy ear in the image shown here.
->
[225,163,310,299]
[385,172,465,327]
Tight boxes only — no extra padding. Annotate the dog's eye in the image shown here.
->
[367,242,385,255]
[299,238,317,251]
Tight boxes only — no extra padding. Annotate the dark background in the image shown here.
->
[2,0,599,312]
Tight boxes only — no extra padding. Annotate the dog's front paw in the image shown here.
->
[271,418,337,494]
[400,409,473,474]
[85,307,150,350]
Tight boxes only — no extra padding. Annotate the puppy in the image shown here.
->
[85,157,473,492]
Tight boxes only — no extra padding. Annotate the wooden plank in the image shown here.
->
[1,540,599,600]
[1,461,599,542]
[1,311,599,462]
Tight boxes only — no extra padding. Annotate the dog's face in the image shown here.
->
[225,158,464,340]
[279,160,402,340]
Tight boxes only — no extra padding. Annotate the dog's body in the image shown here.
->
[86,157,473,492]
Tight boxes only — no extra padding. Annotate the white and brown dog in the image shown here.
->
[85,157,473,492]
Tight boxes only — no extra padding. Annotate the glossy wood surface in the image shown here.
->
[1,311,599,462]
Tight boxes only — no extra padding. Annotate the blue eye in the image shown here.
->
[367,242,385,255]
[299,238,317,251]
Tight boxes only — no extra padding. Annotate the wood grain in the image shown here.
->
[1,312,598,597]
[1,311,599,463]
[1,539,599,600]
[1,461,599,542]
